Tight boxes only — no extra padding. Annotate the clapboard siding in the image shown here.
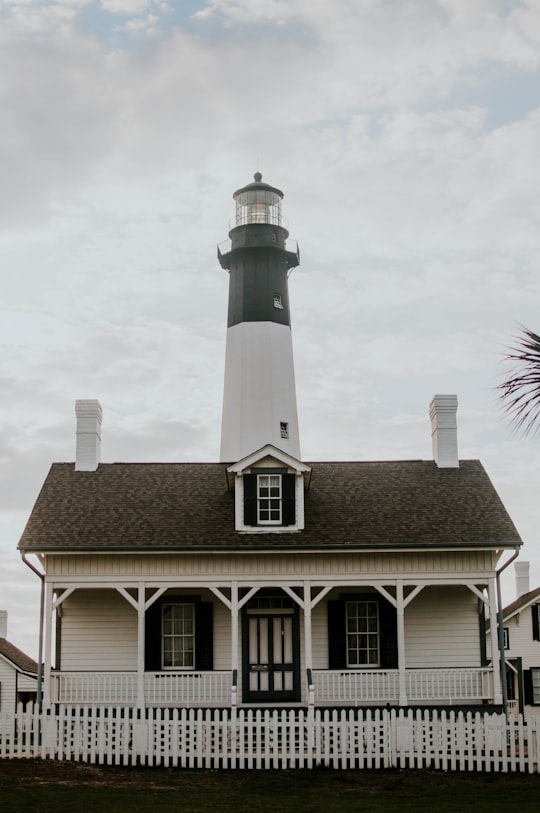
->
[212,599,231,671]
[0,658,16,712]
[60,590,229,673]
[46,550,497,579]
[505,612,540,668]
[405,587,480,668]
[312,601,328,670]
[60,590,137,671]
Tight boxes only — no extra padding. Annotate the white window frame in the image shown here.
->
[257,473,282,525]
[161,602,195,670]
[345,600,380,668]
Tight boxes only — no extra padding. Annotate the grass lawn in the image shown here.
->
[1,760,539,813]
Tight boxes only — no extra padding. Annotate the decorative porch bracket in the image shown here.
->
[115,585,169,710]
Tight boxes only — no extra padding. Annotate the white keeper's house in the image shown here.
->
[19,173,522,713]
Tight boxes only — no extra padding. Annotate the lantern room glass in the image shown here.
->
[234,188,282,227]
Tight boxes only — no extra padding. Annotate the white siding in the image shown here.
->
[405,587,481,668]
[212,599,231,671]
[46,549,498,580]
[309,588,481,670]
[312,601,328,670]
[505,608,540,670]
[60,590,137,671]
[0,657,17,713]
[60,589,231,673]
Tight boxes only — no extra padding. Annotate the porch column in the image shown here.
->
[42,580,54,709]
[488,578,502,705]
[303,581,314,705]
[137,583,145,710]
[231,582,239,706]
[396,580,407,706]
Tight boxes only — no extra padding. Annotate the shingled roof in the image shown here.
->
[17,459,521,552]
[502,586,540,621]
[0,638,37,675]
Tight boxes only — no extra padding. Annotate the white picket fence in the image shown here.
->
[1,705,539,772]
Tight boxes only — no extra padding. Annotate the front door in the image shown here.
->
[242,595,300,703]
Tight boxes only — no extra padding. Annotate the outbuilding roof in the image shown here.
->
[17,459,521,553]
[0,638,38,675]
[503,586,540,621]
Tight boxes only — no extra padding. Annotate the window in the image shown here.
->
[257,474,282,524]
[532,604,540,641]
[280,421,289,439]
[346,601,380,667]
[503,627,510,650]
[328,595,397,670]
[273,293,283,309]
[532,668,540,705]
[162,603,195,669]
[242,470,296,528]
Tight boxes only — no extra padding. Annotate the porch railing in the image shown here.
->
[406,668,493,703]
[51,667,494,707]
[313,669,399,704]
[51,671,232,706]
[313,668,494,705]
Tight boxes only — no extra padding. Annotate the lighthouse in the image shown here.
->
[218,173,301,462]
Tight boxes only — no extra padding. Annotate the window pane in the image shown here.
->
[532,669,540,704]
[162,603,195,669]
[346,601,380,668]
[257,473,282,524]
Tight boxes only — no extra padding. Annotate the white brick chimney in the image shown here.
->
[515,561,530,599]
[75,399,103,471]
[0,610,7,638]
[429,394,459,468]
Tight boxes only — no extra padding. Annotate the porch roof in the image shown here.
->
[18,459,521,553]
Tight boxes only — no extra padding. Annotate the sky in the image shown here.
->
[1,0,540,656]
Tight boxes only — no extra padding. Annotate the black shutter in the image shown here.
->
[478,610,488,667]
[379,599,398,669]
[243,474,257,526]
[327,600,346,669]
[145,601,162,671]
[195,602,214,670]
[524,669,534,705]
[532,605,540,641]
[282,473,296,526]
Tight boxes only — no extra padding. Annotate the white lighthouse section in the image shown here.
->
[220,320,300,462]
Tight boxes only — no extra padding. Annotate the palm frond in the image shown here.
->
[498,326,540,437]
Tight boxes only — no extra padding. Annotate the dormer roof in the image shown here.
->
[227,444,311,477]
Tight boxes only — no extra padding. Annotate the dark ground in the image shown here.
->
[1,759,539,813]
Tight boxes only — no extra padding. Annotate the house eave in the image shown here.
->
[20,540,521,555]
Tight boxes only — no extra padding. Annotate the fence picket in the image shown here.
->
[0,704,538,772]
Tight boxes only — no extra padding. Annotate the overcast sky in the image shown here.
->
[1,0,540,655]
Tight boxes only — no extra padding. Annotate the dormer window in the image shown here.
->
[257,474,282,524]
[243,468,296,528]
[227,445,310,533]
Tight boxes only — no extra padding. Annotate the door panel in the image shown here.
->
[242,610,300,702]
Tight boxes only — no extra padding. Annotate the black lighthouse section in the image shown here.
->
[217,173,300,328]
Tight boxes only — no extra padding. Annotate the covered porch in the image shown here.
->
[41,572,503,710]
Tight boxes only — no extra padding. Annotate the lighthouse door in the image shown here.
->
[242,595,300,703]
